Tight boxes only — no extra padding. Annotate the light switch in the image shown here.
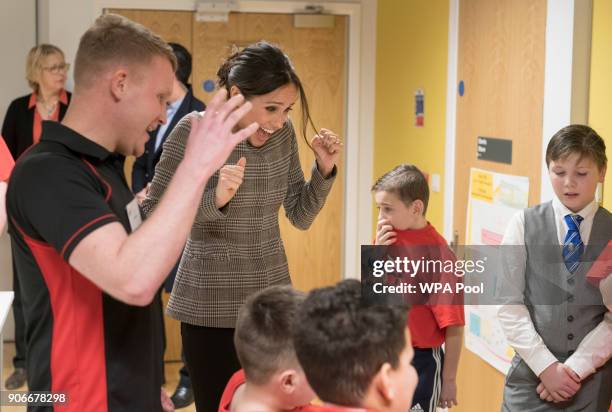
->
[431,174,440,193]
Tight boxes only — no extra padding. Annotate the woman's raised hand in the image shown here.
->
[311,128,342,178]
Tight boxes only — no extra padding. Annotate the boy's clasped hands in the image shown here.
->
[537,361,581,403]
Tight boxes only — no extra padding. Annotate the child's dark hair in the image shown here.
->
[234,285,306,385]
[372,164,430,214]
[546,124,607,170]
[293,279,408,406]
[217,41,316,147]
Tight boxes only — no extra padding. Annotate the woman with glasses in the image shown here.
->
[2,44,71,159]
[1,43,70,391]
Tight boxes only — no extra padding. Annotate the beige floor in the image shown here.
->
[2,342,197,411]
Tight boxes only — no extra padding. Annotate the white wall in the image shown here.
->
[37,0,95,91]
[540,0,593,203]
[0,1,36,127]
[0,0,37,341]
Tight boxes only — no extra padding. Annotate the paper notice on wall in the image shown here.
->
[464,306,516,374]
[466,168,529,245]
[464,167,529,374]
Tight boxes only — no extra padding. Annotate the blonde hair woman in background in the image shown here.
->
[2,44,71,158]
[1,43,70,390]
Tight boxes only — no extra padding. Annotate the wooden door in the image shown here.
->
[107,9,346,360]
[453,0,546,410]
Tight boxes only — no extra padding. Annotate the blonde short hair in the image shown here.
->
[25,44,65,92]
[74,13,177,90]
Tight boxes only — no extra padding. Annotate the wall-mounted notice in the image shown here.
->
[477,136,512,164]
[415,89,424,127]
[465,167,529,374]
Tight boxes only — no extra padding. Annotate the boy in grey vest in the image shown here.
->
[498,125,611,411]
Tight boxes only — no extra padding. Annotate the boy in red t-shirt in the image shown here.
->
[0,136,15,232]
[294,279,418,412]
[218,285,315,412]
[372,164,465,412]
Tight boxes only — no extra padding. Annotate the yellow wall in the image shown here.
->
[373,0,450,230]
[589,0,612,209]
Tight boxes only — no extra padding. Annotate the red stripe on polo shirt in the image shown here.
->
[60,213,115,258]
[21,232,108,412]
[81,158,112,202]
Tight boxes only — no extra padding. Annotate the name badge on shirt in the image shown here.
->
[126,198,143,232]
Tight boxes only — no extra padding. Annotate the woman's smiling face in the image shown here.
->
[231,83,298,148]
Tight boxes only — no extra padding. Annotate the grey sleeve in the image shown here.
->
[282,131,337,230]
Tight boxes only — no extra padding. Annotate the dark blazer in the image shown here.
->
[1,91,71,159]
[132,86,205,193]
[132,86,205,292]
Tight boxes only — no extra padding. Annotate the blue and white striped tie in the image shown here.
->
[563,214,584,273]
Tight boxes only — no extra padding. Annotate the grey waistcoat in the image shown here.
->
[502,202,611,412]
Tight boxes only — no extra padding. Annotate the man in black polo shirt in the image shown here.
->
[6,14,257,412]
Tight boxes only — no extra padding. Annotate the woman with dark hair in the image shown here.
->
[143,41,341,411]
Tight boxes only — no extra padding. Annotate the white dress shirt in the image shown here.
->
[154,95,185,152]
[497,197,611,379]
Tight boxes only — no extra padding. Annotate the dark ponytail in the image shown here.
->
[217,49,239,90]
[217,41,316,147]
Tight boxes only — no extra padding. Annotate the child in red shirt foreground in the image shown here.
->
[294,279,418,412]
[218,285,315,412]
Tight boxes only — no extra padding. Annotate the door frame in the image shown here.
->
[443,0,459,242]
[93,0,376,279]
